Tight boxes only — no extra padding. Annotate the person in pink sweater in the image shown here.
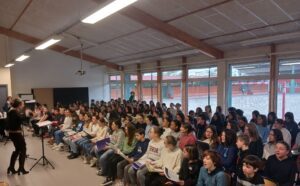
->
[179,123,197,150]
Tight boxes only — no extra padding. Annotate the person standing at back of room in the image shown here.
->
[129,91,135,102]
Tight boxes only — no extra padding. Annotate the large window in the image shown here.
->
[142,72,157,103]
[277,59,300,121]
[162,70,182,106]
[188,67,218,112]
[109,75,121,99]
[125,74,137,100]
[228,62,270,120]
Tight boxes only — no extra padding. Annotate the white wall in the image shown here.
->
[10,49,110,101]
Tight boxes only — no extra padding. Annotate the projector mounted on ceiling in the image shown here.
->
[76,69,86,76]
[76,41,86,76]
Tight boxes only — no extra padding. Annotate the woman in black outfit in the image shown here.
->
[6,98,29,175]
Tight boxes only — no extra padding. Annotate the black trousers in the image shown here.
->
[145,172,168,186]
[9,133,27,170]
[106,153,125,180]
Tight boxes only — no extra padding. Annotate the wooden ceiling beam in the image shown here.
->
[0,26,120,70]
[121,6,224,59]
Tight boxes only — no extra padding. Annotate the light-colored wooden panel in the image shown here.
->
[33,88,54,109]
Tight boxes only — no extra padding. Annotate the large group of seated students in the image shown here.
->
[26,98,300,186]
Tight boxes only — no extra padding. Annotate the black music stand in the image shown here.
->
[30,121,55,170]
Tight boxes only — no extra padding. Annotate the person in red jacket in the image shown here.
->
[179,123,197,150]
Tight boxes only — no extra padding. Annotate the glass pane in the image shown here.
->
[229,80,269,120]
[230,63,270,77]
[130,75,138,81]
[162,70,182,80]
[162,81,182,106]
[277,79,300,121]
[188,81,217,112]
[110,75,121,81]
[188,67,217,79]
[142,82,157,103]
[110,82,121,99]
[125,74,137,100]
[279,59,300,75]
[142,72,157,81]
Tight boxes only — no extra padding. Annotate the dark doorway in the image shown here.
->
[0,85,8,112]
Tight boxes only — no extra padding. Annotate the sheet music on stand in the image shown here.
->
[37,121,52,127]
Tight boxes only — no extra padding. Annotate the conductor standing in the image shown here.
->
[6,98,29,175]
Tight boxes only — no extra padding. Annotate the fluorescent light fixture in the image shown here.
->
[281,62,300,66]
[35,36,63,50]
[240,31,300,46]
[82,0,138,24]
[4,63,14,68]
[15,54,30,62]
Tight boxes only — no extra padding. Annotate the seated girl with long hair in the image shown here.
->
[201,125,219,150]
[145,135,183,186]
[102,124,137,185]
[126,126,164,186]
[80,118,109,166]
[216,129,238,173]
[97,119,125,176]
[166,144,202,186]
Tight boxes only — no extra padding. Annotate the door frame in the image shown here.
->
[0,84,8,112]
[0,84,8,97]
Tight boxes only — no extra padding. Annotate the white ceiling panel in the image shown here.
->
[273,0,300,19]
[243,0,291,24]
[251,27,275,37]
[0,0,28,28]
[111,45,192,63]
[170,14,221,38]
[13,0,100,39]
[83,28,180,60]
[134,0,208,21]
[204,13,242,33]
[205,32,253,45]
[243,21,266,30]
[271,22,300,34]
[57,36,83,50]
[68,13,145,43]
[215,1,263,26]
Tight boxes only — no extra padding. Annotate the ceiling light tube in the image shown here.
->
[15,54,30,62]
[82,0,138,24]
[35,36,63,50]
[4,63,14,68]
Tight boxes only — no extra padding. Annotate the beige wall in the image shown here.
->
[0,68,12,96]
[0,36,12,96]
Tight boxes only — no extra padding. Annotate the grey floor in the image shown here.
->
[0,133,105,186]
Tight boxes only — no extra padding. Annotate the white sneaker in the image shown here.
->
[83,156,87,164]
[90,157,97,167]
[55,146,63,151]
[51,144,58,150]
